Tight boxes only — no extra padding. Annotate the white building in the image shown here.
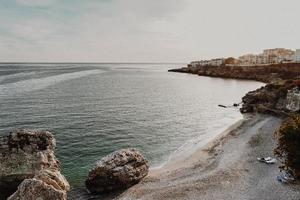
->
[209,58,225,66]
[238,54,257,65]
[190,58,225,67]
[294,49,300,62]
[263,48,295,63]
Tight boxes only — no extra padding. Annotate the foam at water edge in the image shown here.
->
[0,70,104,96]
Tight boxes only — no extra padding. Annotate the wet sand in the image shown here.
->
[116,114,300,200]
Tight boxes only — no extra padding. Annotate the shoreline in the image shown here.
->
[149,116,246,175]
[68,114,247,199]
[116,114,300,200]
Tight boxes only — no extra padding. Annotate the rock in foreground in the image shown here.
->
[0,129,69,199]
[8,177,67,200]
[8,169,70,200]
[86,148,149,194]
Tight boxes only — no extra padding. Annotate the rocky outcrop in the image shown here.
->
[169,67,198,74]
[0,130,69,199]
[240,80,300,116]
[286,87,300,112]
[86,148,149,194]
[169,63,300,83]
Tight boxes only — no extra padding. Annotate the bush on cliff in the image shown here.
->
[274,115,300,178]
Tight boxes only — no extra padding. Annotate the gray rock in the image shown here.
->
[286,87,300,112]
[34,169,70,192]
[86,148,149,194]
[8,169,70,200]
[7,178,67,200]
[0,129,67,199]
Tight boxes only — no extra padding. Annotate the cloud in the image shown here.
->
[0,0,299,62]
[10,19,56,41]
[110,0,186,19]
[15,0,56,7]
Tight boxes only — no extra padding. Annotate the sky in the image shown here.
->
[0,0,299,63]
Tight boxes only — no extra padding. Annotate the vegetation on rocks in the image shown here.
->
[275,115,300,179]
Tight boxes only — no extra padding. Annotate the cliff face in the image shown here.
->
[169,63,300,83]
[240,80,300,116]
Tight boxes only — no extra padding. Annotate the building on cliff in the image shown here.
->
[238,48,295,66]
[190,48,299,68]
[190,58,225,67]
[294,49,300,62]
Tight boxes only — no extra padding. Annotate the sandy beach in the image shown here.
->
[116,114,300,200]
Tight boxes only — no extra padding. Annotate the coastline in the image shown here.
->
[168,62,300,83]
[116,114,300,200]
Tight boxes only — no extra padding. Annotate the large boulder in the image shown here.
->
[86,148,149,194]
[0,130,68,199]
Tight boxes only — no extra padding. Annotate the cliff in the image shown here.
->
[169,63,300,83]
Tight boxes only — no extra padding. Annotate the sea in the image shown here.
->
[0,63,264,198]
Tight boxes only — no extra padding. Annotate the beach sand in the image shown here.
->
[116,114,300,200]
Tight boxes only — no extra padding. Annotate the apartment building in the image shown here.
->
[239,48,295,65]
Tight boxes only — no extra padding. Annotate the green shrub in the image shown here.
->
[274,115,300,178]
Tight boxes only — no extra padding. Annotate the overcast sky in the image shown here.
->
[0,0,299,62]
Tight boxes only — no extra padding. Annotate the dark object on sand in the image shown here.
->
[277,171,295,184]
[257,157,276,164]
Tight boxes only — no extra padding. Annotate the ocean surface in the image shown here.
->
[0,63,264,197]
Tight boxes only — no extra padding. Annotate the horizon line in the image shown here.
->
[0,62,187,65]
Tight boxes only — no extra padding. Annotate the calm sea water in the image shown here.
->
[0,63,263,196]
